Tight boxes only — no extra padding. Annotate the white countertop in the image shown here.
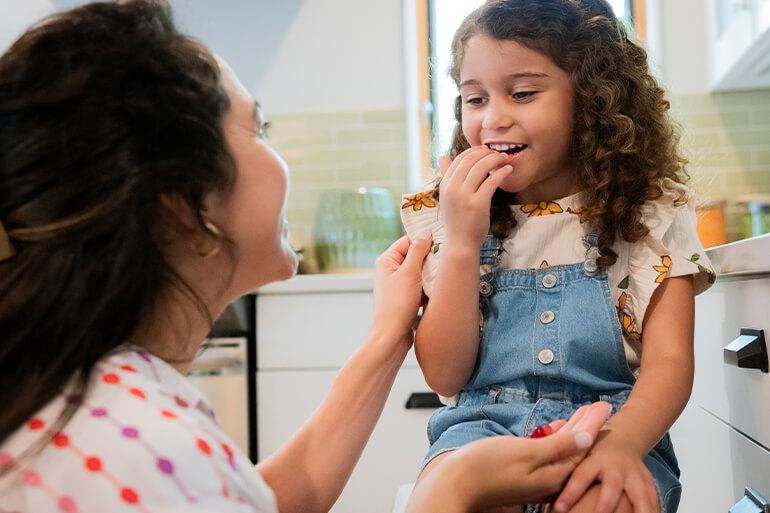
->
[255,272,375,295]
[706,233,770,276]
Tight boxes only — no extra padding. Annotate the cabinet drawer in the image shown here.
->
[693,274,770,448]
[671,403,769,512]
[257,368,436,513]
[257,291,375,368]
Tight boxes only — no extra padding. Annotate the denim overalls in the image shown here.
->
[423,234,682,513]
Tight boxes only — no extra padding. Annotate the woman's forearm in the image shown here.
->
[415,246,481,396]
[256,328,409,513]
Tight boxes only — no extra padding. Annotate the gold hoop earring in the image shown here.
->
[194,219,222,258]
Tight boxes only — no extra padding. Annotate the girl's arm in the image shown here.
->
[414,148,513,397]
[554,275,694,513]
[603,274,695,455]
[256,235,432,513]
[414,245,482,396]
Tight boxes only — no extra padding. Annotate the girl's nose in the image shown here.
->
[481,101,514,131]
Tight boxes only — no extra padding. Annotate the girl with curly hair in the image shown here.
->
[401,1,717,512]
[0,1,618,512]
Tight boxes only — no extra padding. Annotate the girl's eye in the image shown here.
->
[465,97,485,106]
[258,120,272,139]
[512,91,535,101]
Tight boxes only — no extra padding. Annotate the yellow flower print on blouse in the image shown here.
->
[401,192,436,212]
[653,255,672,283]
[539,260,549,269]
[616,291,641,341]
[520,201,564,217]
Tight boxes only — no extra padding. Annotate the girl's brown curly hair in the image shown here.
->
[441,0,688,267]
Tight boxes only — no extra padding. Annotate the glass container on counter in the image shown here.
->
[313,187,401,273]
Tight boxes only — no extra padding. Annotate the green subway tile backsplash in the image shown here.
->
[265,109,408,269]
[671,90,770,242]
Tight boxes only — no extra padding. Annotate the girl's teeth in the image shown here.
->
[488,143,526,153]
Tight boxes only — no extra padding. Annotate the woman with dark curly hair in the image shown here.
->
[401,1,718,513]
[0,1,617,512]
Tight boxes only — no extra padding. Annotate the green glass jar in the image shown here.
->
[313,187,401,272]
[739,195,770,239]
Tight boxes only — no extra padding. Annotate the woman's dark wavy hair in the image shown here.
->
[0,0,235,458]
[443,0,689,266]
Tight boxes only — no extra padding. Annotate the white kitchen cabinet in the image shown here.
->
[672,402,769,512]
[671,235,770,512]
[255,275,436,513]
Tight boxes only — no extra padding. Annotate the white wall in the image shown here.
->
[1,0,405,114]
[645,0,712,94]
[0,0,56,52]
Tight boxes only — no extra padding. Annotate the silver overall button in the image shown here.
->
[583,259,598,274]
[539,310,555,324]
[542,274,557,288]
[586,246,601,259]
[479,280,493,296]
[538,349,554,365]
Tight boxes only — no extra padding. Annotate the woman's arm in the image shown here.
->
[256,235,431,513]
[415,148,513,397]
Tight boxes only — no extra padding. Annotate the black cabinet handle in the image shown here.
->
[724,328,768,373]
[405,392,443,409]
[729,486,769,513]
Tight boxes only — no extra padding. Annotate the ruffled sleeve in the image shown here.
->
[400,189,445,298]
[400,190,460,405]
[620,179,717,343]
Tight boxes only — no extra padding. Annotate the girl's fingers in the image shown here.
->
[640,472,660,513]
[553,462,598,512]
[446,146,493,184]
[442,146,486,182]
[477,165,513,198]
[594,478,624,513]
[623,478,656,513]
[464,151,510,191]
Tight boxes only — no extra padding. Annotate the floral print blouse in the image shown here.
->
[0,346,277,513]
[400,178,716,374]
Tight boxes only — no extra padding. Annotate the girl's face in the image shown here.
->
[206,61,298,296]
[459,35,578,204]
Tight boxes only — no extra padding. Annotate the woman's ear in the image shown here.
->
[158,192,200,232]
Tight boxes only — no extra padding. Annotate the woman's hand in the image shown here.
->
[371,233,433,343]
[553,431,660,513]
[438,146,512,250]
[406,402,613,513]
